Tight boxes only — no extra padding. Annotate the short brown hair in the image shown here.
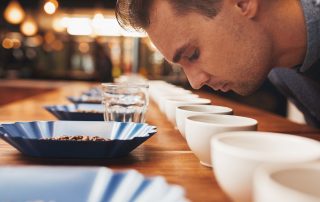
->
[116,0,223,31]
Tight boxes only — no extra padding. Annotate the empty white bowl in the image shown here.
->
[211,131,320,202]
[150,85,192,103]
[254,163,320,202]
[165,98,211,126]
[185,114,257,167]
[159,94,200,113]
[176,105,233,138]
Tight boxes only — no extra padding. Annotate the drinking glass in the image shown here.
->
[101,83,149,123]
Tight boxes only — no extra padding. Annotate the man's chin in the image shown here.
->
[206,83,258,96]
[233,85,260,96]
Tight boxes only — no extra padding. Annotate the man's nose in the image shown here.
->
[183,67,210,89]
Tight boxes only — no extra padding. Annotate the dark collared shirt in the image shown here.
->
[268,0,320,128]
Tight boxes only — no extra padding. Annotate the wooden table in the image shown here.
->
[0,80,319,202]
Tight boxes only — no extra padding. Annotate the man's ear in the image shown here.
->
[232,0,259,18]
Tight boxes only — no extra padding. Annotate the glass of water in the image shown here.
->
[101,83,149,123]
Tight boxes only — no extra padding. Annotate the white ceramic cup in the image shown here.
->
[185,114,258,167]
[150,86,192,104]
[165,98,211,126]
[211,131,320,202]
[159,94,200,113]
[176,105,233,139]
[254,162,320,202]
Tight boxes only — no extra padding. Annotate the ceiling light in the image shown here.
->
[44,0,59,15]
[20,16,38,36]
[4,0,26,24]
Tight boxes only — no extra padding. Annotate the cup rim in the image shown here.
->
[211,131,320,161]
[186,114,257,127]
[166,98,211,104]
[101,83,149,88]
[162,94,199,99]
[177,105,233,113]
[254,162,320,200]
[154,89,193,95]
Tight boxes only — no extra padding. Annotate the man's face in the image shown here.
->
[146,0,274,95]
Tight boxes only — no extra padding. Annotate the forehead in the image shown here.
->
[146,1,196,62]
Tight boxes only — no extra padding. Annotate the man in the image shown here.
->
[115,0,320,128]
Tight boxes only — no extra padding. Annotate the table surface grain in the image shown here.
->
[0,79,319,202]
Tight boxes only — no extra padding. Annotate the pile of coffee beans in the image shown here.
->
[75,109,102,113]
[42,135,111,141]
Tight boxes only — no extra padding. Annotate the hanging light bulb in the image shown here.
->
[92,13,104,27]
[52,18,65,32]
[20,16,38,36]
[92,13,105,35]
[44,0,59,15]
[4,0,26,24]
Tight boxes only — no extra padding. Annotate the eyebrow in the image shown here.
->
[172,43,190,63]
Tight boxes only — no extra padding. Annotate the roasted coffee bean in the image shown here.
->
[75,109,102,113]
[42,135,110,141]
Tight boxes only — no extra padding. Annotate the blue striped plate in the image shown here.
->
[44,104,104,121]
[67,95,102,104]
[0,166,188,202]
[0,121,156,158]
[82,87,103,97]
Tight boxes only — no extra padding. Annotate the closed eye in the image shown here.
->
[188,48,200,62]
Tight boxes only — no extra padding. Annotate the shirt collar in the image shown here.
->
[299,0,320,72]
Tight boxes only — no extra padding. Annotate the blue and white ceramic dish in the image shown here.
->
[0,121,156,158]
[68,95,102,104]
[82,87,103,97]
[0,166,188,202]
[44,104,104,121]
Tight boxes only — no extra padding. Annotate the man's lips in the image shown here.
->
[220,83,230,92]
[207,81,230,92]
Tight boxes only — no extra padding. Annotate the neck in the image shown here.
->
[265,0,307,68]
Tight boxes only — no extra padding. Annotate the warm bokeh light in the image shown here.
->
[44,0,59,15]
[20,17,38,36]
[11,39,21,49]
[66,18,93,36]
[49,13,147,37]
[1,38,21,49]
[92,13,104,28]
[62,16,146,37]
[3,0,26,24]
[44,2,56,15]
[25,35,43,47]
[52,18,65,32]
[2,38,14,49]
[61,17,70,27]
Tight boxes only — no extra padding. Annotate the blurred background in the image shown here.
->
[0,0,304,123]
